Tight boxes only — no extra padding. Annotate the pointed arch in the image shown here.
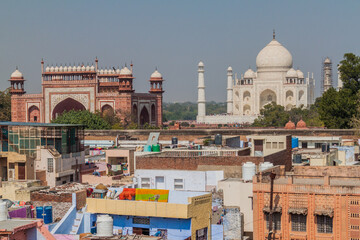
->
[260,89,277,109]
[28,105,40,122]
[139,106,150,126]
[52,98,86,119]
[101,104,114,116]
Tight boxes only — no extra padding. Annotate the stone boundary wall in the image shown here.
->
[30,190,86,210]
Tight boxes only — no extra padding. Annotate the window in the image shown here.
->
[266,142,272,149]
[317,215,333,233]
[196,227,208,240]
[133,217,150,225]
[291,214,307,232]
[278,142,284,149]
[47,158,53,173]
[141,178,150,188]
[174,179,184,190]
[272,142,278,149]
[302,142,308,148]
[34,116,38,122]
[315,143,322,148]
[70,174,74,182]
[265,212,281,231]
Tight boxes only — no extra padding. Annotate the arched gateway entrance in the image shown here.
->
[52,98,86,119]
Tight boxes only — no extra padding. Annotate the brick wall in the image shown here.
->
[293,165,360,177]
[35,170,47,186]
[31,190,86,210]
[263,136,292,171]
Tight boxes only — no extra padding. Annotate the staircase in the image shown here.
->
[70,206,86,235]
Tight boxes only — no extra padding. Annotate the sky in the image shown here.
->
[0,0,359,102]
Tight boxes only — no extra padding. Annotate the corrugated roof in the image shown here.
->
[0,121,84,127]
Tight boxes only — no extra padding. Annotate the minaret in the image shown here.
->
[197,61,206,122]
[337,64,343,91]
[149,69,164,126]
[9,67,26,95]
[227,66,233,114]
[322,57,333,94]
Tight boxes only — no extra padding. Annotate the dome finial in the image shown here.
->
[273,29,275,39]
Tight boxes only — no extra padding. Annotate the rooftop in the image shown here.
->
[0,121,84,127]
[0,219,39,232]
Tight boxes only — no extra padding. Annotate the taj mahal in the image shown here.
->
[196,32,315,124]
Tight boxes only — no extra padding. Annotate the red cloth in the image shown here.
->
[119,188,136,200]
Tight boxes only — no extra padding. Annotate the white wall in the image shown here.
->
[135,169,224,191]
[218,180,253,233]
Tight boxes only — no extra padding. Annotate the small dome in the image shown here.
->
[104,69,108,74]
[227,66,232,71]
[77,65,81,71]
[244,68,256,79]
[11,69,23,78]
[86,65,90,71]
[116,68,120,74]
[286,68,298,78]
[120,67,132,75]
[59,65,63,72]
[73,66,77,71]
[45,66,50,72]
[100,69,104,74]
[256,39,293,70]
[54,66,59,72]
[284,120,296,129]
[296,69,304,79]
[50,66,55,72]
[81,65,86,71]
[324,57,331,64]
[90,65,95,71]
[198,61,204,67]
[63,65,68,71]
[151,70,162,78]
[296,119,308,129]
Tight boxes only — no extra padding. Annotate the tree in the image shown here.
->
[339,53,360,94]
[0,88,11,121]
[317,88,357,129]
[252,102,289,127]
[52,110,111,129]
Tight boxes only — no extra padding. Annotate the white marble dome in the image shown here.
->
[198,61,204,67]
[227,66,232,71]
[120,67,132,75]
[151,70,162,78]
[296,69,304,79]
[244,68,256,79]
[45,66,50,72]
[256,39,293,70]
[11,69,23,78]
[286,68,298,78]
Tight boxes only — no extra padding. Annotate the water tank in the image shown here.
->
[143,145,152,152]
[152,144,161,152]
[259,162,274,172]
[0,201,8,221]
[291,137,299,148]
[215,134,222,145]
[43,206,53,224]
[172,137,178,145]
[97,214,113,237]
[321,143,327,152]
[242,162,256,181]
[36,206,44,219]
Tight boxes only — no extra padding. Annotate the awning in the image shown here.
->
[288,208,308,215]
[314,209,334,217]
[263,206,282,213]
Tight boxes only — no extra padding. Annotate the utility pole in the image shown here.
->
[267,172,276,240]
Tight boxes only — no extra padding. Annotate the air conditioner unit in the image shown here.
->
[8,169,15,180]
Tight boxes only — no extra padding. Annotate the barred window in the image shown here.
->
[291,214,307,232]
[317,215,333,233]
[47,158,54,173]
[141,178,150,189]
[174,179,184,190]
[265,212,281,231]
[133,217,150,225]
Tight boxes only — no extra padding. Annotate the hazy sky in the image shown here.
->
[1,0,359,102]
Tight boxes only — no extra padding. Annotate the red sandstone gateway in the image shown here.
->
[9,58,164,127]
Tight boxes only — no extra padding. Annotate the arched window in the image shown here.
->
[28,106,40,122]
[243,91,251,101]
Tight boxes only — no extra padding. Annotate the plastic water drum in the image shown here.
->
[97,215,113,237]
[44,206,53,224]
[152,144,161,152]
[36,206,44,219]
[259,162,274,172]
[144,145,152,152]
[0,201,8,221]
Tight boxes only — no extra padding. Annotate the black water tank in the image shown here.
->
[293,154,302,163]
[215,134,222,145]
[172,137,178,145]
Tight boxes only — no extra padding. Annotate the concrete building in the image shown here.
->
[135,169,224,191]
[105,148,135,175]
[9,59,164,127]
[85,189,212,240]
[292,148,338,166]
[0,122,85,187]
[253,165,360,240]
[196,32,314,124]
[296,136,342,149]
